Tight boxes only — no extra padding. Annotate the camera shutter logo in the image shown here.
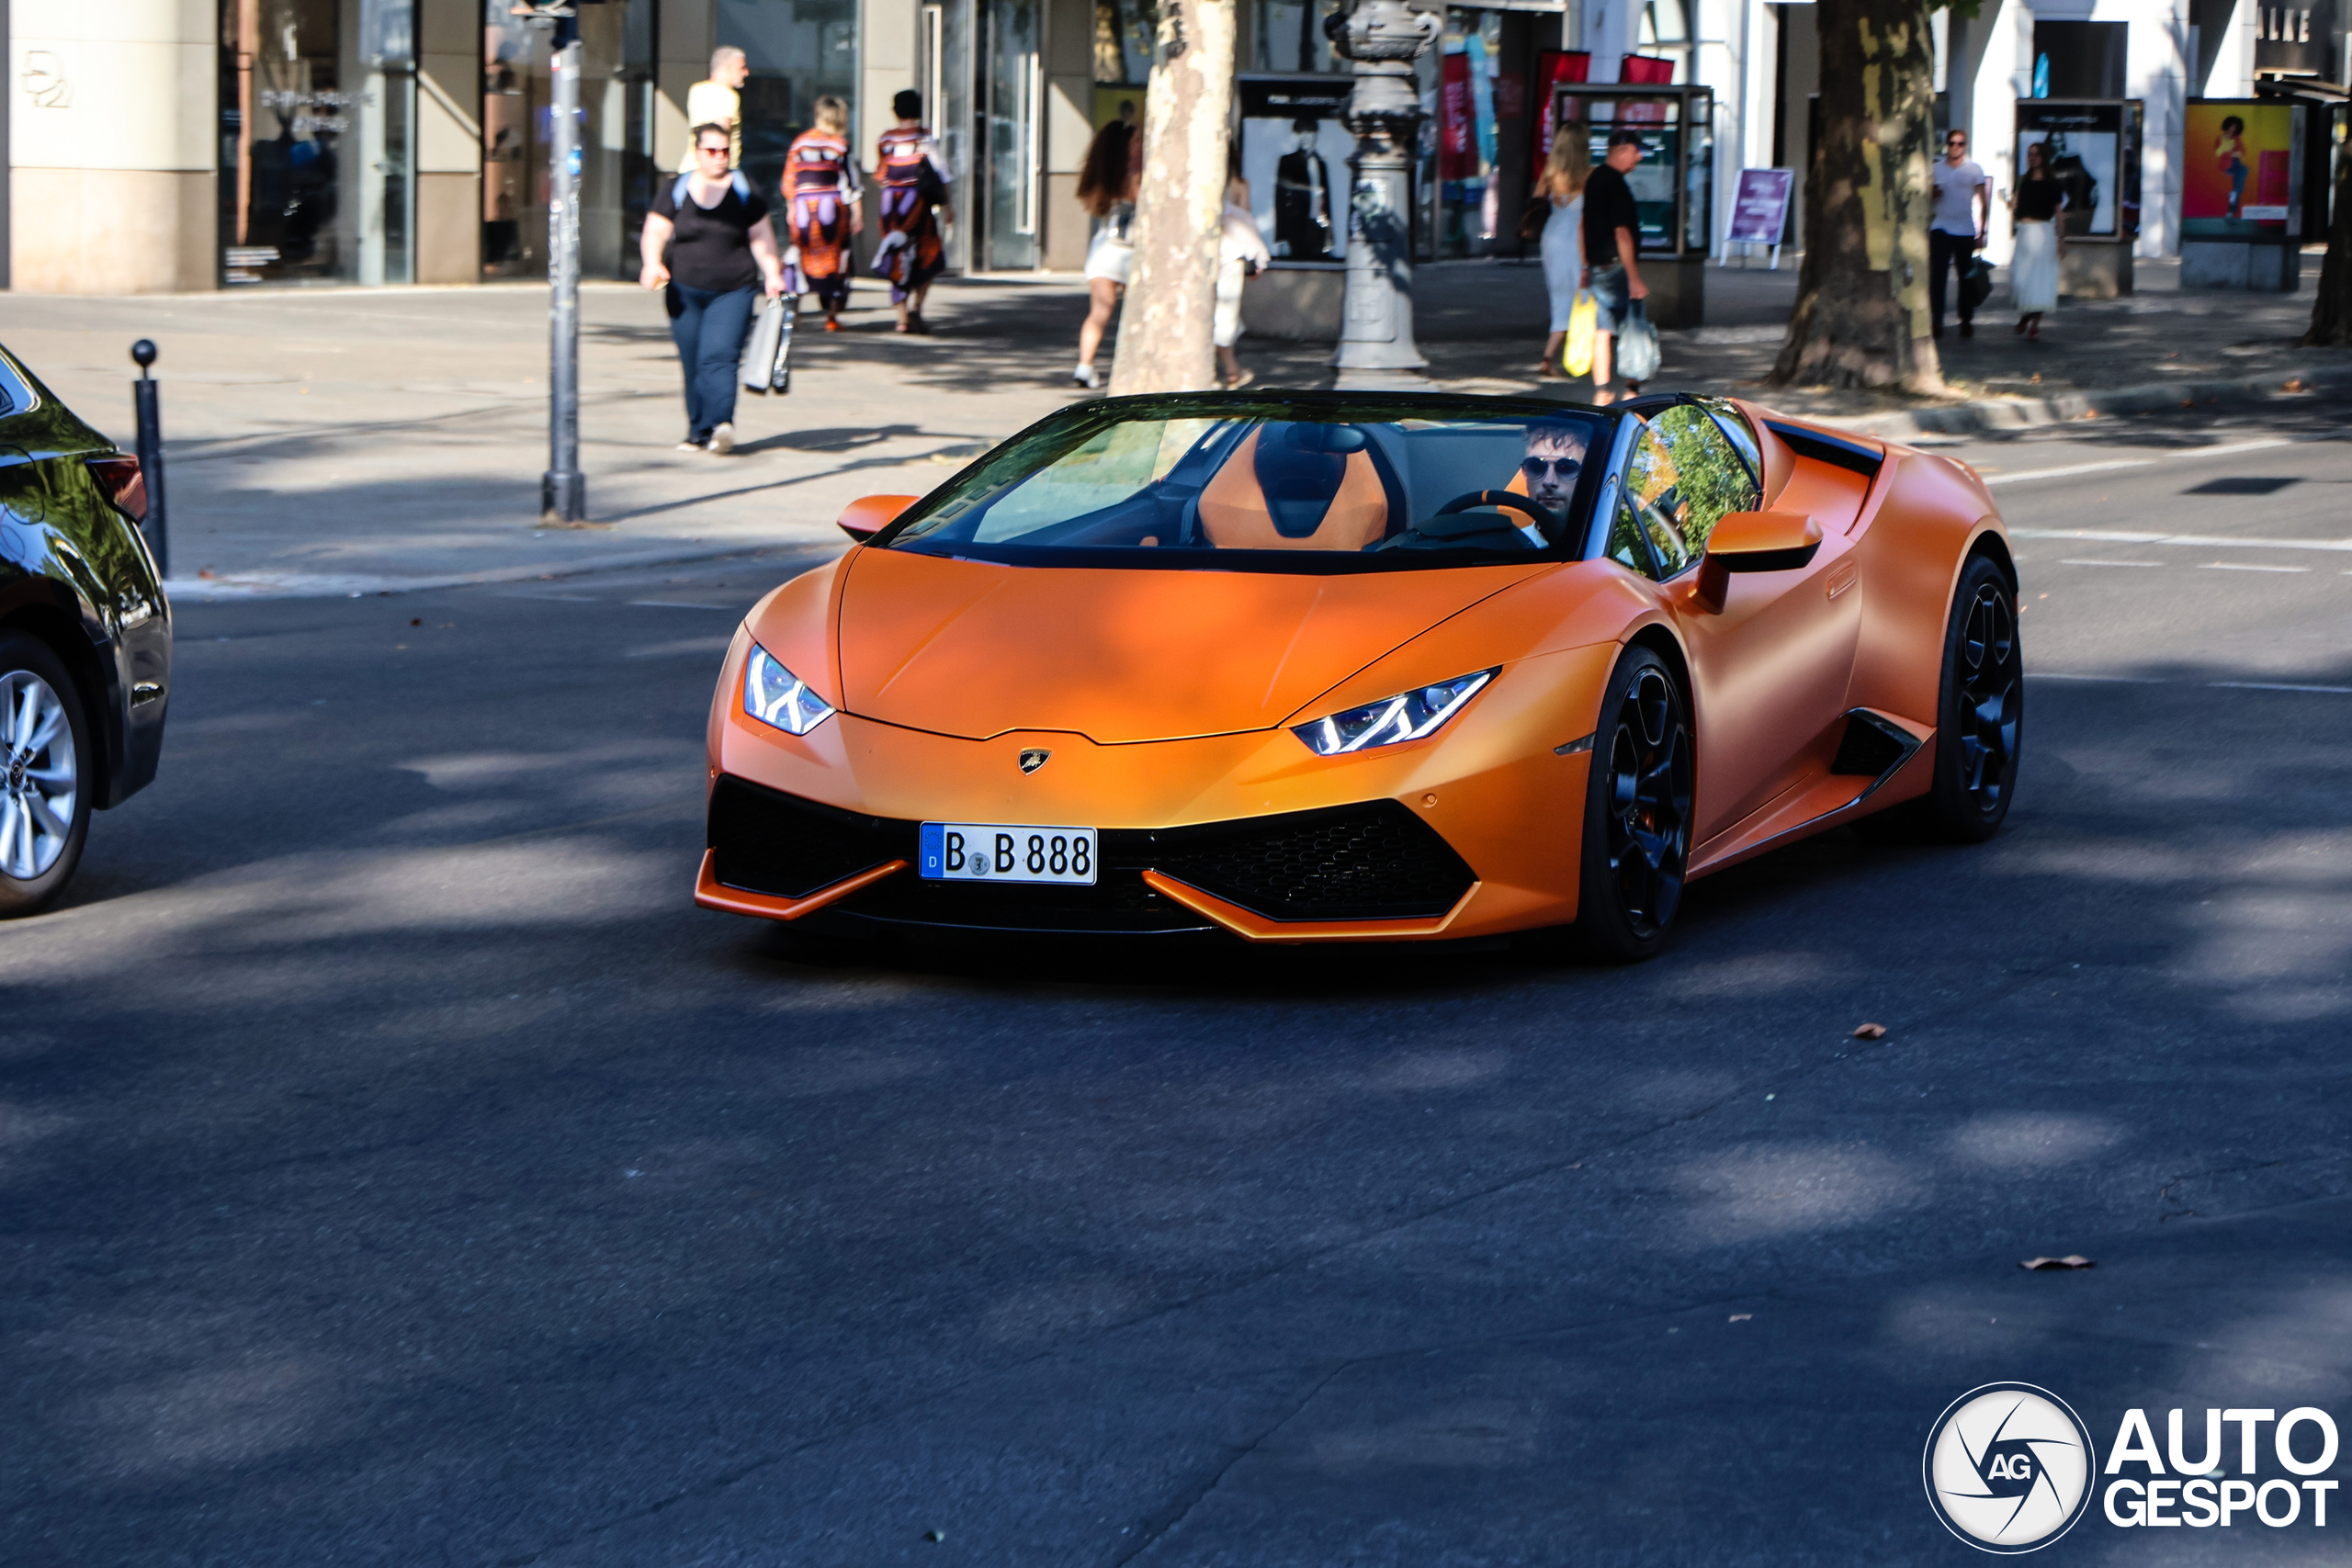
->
[1923,1383,2097,1552]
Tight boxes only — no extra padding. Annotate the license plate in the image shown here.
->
[919,822,1098,886]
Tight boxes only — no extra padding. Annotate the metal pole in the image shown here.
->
[541,33,587,525]
[130,339,169,578]
[1327,0,1438,389]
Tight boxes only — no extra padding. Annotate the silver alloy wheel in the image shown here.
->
[1,669,77,881]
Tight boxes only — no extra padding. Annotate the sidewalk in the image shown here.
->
[5,254,2340,598]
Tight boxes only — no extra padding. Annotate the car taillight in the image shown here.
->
[88,455,147,521]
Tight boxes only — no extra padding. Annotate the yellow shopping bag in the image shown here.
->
[1563,290,1597,378]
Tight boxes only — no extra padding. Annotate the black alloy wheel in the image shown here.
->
[1571,649,1693,962]
[1860,552,2023,844]
[1953,581,2023,811]
[1922,554,2023,841]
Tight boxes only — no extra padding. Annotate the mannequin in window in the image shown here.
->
[1273,118,1335,261]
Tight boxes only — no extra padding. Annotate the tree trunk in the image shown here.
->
[2305,137,2352,345]
[1108,0,1236,395]
[1770,0,1945,394]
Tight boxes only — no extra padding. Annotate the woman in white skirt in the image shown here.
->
[2009,141,2067,341]
[1215,158,1272,389]
[1535,135,1590,377]
[1071,119,1139,389]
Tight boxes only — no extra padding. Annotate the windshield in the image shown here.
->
[879,394,1613,570]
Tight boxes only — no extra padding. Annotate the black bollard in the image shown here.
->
[130,339,169,577]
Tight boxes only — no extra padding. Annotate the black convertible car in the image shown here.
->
[0,344,170,914]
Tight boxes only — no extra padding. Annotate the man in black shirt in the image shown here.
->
[1579,130,1648,404]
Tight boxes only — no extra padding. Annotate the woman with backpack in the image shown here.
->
[784,96,864,333]
[640,121,786,454]
[875,90,953,335]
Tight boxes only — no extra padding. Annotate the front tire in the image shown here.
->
[1915,554,2023,842]
[0,632,94,918]
[1570,647,1694,963]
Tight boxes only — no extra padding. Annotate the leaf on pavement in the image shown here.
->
[1852,1022,1887,1040]
[2019,1255,2096,1270]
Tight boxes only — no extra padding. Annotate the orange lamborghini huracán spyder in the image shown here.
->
[695,391,2021,960]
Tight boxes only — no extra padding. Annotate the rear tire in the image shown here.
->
[1859,553,2023,844]
[1568,647,1693,963]
[0,632,94,918]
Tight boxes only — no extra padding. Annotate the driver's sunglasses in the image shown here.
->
[1521,457,1583,480]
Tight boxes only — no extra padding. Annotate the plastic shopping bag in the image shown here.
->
[1614,299,1661,384]
[1563,290,1597,378]
[741,295,797,396]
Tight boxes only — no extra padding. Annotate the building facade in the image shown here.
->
[3,0,2343,292]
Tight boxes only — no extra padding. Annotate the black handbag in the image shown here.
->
[1961,256,1995,312]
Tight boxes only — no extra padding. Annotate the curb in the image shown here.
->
[1840,361,2352,439]
[164,536,841,603]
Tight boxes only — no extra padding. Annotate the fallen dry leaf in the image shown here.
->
[197,569,218,580]
[1729,1313,1753,1323]
[1852,1022,1888,1040]
[2020,1255,2096,1271]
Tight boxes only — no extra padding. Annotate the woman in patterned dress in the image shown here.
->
[875,89,953,334]
[784,96,862,332]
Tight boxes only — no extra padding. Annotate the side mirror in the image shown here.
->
[1692,512,1823,613]
[837,493,918,544]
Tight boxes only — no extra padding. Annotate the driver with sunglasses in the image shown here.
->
[1520,423,1588,524]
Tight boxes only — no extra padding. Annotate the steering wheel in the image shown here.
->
[1434,491,1564,537]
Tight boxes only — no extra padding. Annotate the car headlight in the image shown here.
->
[1293,669,1498,756]
[742,642,836,735]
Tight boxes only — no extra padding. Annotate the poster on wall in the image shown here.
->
[1530,50,1591,181]
[1237,76,1355,265]
[2181,100,2301,238]
[2013,101,2122,239]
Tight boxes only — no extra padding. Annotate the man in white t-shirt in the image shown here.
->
[1928,129,1992,339]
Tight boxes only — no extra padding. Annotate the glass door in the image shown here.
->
[980,0,1041,271]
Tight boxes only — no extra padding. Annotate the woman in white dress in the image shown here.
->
[2008,140,2067,340]
[1535,134,1590,377]
[1071,119,1139,389]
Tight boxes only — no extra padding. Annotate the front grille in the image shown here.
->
[708,778,1476,931]
[1139,801,1475,920]
[707,775,911,899]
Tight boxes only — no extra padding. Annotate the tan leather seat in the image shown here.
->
[1196,428,1390,551]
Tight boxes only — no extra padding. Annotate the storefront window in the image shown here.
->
[482,4,644,282]
[1253,0,1342,73]
[220,0,413,284]
[721,0,860,207]
[481,6,544,278]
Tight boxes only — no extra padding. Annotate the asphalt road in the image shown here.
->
[6,395,2350,1567]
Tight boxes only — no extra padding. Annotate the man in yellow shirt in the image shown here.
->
[677,46,750,172]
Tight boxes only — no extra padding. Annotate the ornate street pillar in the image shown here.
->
[1325,0,1440,388]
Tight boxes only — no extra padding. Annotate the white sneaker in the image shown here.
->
[707,422,736,455]
[676,436,706,452]
[1070,365,1100,389]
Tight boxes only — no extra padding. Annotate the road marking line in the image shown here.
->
[2199,561,2311,573]
[2013,528,2352,554]
[2033,672,2352,694]
[1979,436,2299,487]
[1984,459,2154,485]
[2057,558,2165,567]
[628,600,732,609]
